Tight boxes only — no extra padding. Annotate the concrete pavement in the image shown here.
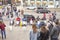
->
[0,5,60,40]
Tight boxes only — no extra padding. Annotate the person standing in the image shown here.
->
[42,13,46,20]
[0,21,6,39]
[52,11,56,21]
[9,15,14,26]
[36,16,40,21]
[37,26,49,40]
[21,9,24,15]
[50,19,60,40]
[16,16,21,26]
[29,24,39,40]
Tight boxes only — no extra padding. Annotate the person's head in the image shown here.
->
[54,19,59,25]
[11,14,13,18]
[41,26,47,33]
[32,24,37,32]
[18,9,20,12]
[0,21,2,24]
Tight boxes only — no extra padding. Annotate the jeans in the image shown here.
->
[51,38,58,40]
[1,30,6,39]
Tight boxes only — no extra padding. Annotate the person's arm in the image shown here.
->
[50,27,55,36]
[29,31,31,40]
[3,23,6,27]
[59,25,60,33]
[37,32,40,40]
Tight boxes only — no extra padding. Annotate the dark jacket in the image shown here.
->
[37,30,49,40]
[50,25,60,38]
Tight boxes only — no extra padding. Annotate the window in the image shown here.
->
[37,0,41,1]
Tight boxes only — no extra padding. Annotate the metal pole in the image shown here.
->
[11,0,13,16]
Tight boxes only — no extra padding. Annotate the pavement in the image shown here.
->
[0,5,60,40]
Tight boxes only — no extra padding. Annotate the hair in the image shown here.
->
[0,21,2,23]
[32,24,37,28]
[41,26,46,30]
[55,19,59,25]
[41,26,47,33]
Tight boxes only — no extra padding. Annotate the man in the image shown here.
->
[0,21,6,39]
[50,19,60,40]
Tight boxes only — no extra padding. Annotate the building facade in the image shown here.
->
[18,0,60,8]
[1,0,60,8]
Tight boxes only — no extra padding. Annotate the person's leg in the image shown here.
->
[4,30,6,39]
[1,30,4,39]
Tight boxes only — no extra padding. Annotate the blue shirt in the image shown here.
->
[30,30,39,40]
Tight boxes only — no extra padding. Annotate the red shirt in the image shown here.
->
[43,13,46,18]
[16,17,20,21]
[0,23,6,30]
[44,13,46,17]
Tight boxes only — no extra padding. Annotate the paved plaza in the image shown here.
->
[0,6,60,40]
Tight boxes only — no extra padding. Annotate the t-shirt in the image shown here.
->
[16,17,20,21]
[29,30,39,40]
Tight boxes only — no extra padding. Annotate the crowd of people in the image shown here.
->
[0,4,60,40]
[30,19,60,40]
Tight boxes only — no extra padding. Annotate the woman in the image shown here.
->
[38,26,49,40]
[0,21,6,39]
[29,24,39,40]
